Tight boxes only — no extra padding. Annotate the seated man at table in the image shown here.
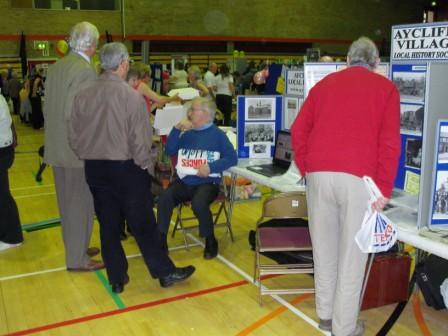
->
[157,97,238,259]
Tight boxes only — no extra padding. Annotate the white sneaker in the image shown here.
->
[0,241,23,252]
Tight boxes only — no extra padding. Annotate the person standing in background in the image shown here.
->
[29,68,44,129]
[0,94,23,252]
[43,21,104,272]
[291,37,400,336]
[214,64,234,126]
[8,71,21,116]
[204,62,218,99]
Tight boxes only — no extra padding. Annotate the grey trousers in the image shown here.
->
[53,166,95,269]
[306,172,369,336]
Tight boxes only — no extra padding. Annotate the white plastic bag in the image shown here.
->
[355,176,398,253]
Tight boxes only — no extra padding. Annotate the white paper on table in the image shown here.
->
[167,87,200,100]
[153,105,187,135]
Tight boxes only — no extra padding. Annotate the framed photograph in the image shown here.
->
[400,103,424,136]
[431,170,448,220]
[405,138,422,169]
[243,122,275,146]
[438,125,448,164]
[392,71,426,103]
[245,97,276,121]
[249,142,271,159]
[283,96,302,129]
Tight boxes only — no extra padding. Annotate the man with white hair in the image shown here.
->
[157,97,237,259]
[291,37,400,336]
[69,43,195,293]
[44,22,104,272]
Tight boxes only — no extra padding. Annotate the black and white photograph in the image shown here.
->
[245,97,276,121]
[432,170,448,220]
[438,125,448,164]
[244,122,275,145]
[249,142,271,159]
[400,103,424,135]
[405,138,423,169]
[392,71,426,103]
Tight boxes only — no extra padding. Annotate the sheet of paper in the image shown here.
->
[167,87,200,100]
[404,170,420,195]
[153,105,187,135]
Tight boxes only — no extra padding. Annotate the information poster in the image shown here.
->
[286,70,304,96]
[429,120,448,227]
[304,62,390,98]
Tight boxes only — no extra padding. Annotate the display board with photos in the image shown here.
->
[236,95,283,158]
[391,63,427,189]
[429,120,448,227]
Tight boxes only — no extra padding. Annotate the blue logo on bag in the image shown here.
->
[373,214,396,247]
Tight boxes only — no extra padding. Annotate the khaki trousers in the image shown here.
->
[53,166,94,269]
[306,172,369,336]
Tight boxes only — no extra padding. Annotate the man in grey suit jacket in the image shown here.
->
[43,22,104,271]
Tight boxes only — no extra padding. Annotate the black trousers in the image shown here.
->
[11,97,20,115]
[85,160,175,284]
[216,94,233,126]
[0,146,23,244]
[157,179,220,238]
[29,96,43,129]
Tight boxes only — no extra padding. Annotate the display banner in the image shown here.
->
[429,120,448,227]
[236,95,283,158]
[391,22,448,61]
[285,70,304,96]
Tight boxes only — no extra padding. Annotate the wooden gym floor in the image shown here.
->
[1,115,447,336]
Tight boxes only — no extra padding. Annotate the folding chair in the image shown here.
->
[169,155,234,249]
[254,191,314,304]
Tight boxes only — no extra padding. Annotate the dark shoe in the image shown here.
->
[204,237,218,259]
[159,266,195,288]
[86,247,100,257]
[111,275,130,294]
[318,319,332,332]
[67,259,105,272]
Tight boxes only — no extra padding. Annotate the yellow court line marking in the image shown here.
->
[14,192,56,199]
[11,184,54,191]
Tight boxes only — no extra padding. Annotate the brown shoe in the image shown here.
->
[67,259,105,272]
[87,247,100,257]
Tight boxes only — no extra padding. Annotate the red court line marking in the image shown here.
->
[412,290,432,336]
[4,279,249,336]
[235,293,312,336]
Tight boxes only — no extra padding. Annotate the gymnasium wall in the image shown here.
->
[0,0,427,57]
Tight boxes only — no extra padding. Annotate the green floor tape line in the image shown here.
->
[22,219,61,232]
[31,170,43,185]
[95,270,127,309]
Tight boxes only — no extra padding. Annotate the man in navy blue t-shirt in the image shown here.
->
[157,97,237,259]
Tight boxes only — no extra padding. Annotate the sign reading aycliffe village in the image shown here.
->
[391,22,448,61]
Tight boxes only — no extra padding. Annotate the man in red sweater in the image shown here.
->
[291,37,400,336]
